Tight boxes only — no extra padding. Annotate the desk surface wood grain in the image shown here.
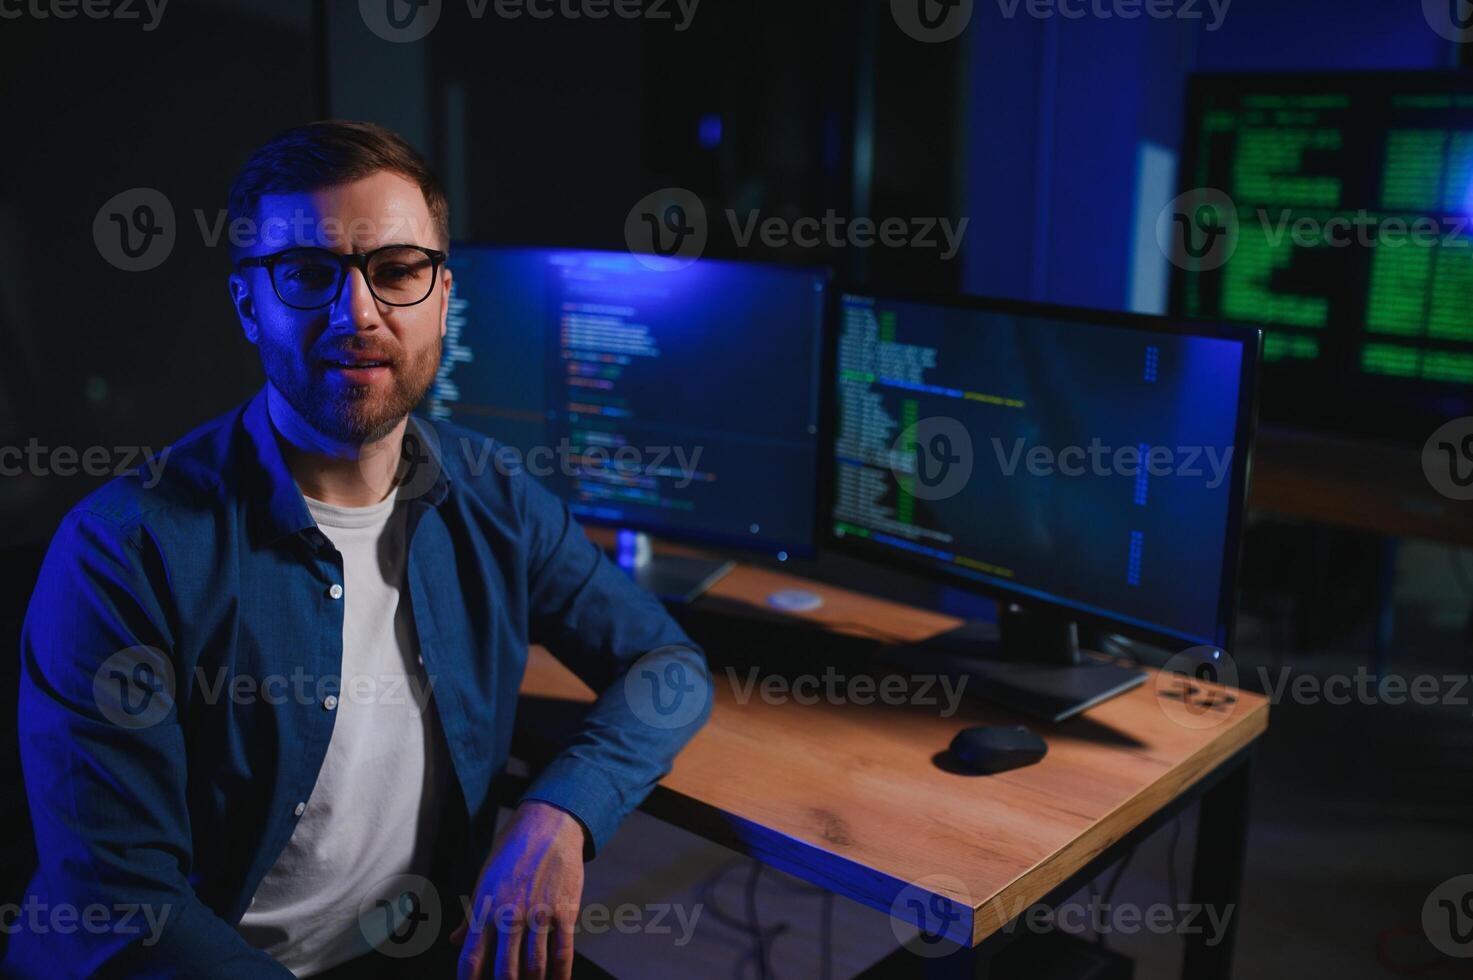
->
[517,551,1269,948]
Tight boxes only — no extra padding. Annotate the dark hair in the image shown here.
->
[227,120,449,255]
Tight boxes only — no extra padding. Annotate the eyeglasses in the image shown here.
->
[238,244,447,310]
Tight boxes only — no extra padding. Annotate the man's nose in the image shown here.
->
[328,265,382,332]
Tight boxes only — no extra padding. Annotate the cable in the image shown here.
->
[1090,845,1138,949]
[1166,816,1183,930]
[695,858,836,980]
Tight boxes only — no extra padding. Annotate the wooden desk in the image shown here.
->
[515,550,1269,979]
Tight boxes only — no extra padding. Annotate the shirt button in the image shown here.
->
[328,583,343,600]
[323,695,339,711]
[293,802,306,817]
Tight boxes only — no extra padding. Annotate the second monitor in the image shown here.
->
[831,291,1261,720]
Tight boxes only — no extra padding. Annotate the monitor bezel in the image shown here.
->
[438,242,835,561]
[821,285,1263,655]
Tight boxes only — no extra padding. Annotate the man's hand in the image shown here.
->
[451,799,588,980]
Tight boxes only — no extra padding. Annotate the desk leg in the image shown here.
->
[1182,755,1253,980]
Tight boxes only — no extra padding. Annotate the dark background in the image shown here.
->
[2,1,1471,977]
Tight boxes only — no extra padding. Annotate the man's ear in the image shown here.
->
[229,271,261,345]
[439,267,453,340]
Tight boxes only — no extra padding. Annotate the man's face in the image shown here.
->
[228,171,451,445]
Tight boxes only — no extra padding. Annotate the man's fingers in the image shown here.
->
[523,912,549,980]
[494,920,522,980]
[550,912,576,980]
[458,923,491,980]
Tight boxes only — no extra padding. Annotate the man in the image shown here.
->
[6,120,712,979]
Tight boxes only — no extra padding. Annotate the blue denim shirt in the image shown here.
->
[6,386,711,977]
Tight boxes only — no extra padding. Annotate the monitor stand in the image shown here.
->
[887,605,1147,723]
[610,530,734,605]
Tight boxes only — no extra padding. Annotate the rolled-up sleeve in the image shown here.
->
[513,472,713,858]
[8,509,293,978]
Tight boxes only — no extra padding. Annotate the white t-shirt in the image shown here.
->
[236,486,451,976]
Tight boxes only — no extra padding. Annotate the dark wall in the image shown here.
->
[961,0,1455,313]
[1,0,321,548]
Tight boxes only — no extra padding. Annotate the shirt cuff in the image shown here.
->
[517,755,626,860]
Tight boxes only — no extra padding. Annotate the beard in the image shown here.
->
[259,331,443,445]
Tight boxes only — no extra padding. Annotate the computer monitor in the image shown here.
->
[1170,71,1473,444]
[429,245,829,600]
[828,290,1261,721]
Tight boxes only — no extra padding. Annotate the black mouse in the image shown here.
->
[948,725,1048,774]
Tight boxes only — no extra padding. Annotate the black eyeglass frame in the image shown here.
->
[237,244,449,310]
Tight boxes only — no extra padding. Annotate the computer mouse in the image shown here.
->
[948,725,1048,774]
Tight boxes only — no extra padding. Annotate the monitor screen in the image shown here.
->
[429,246,829,557]
[1171,71,1473,442]
[829,292,1259,649]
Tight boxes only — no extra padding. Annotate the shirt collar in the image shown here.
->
[242,386,451,548]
